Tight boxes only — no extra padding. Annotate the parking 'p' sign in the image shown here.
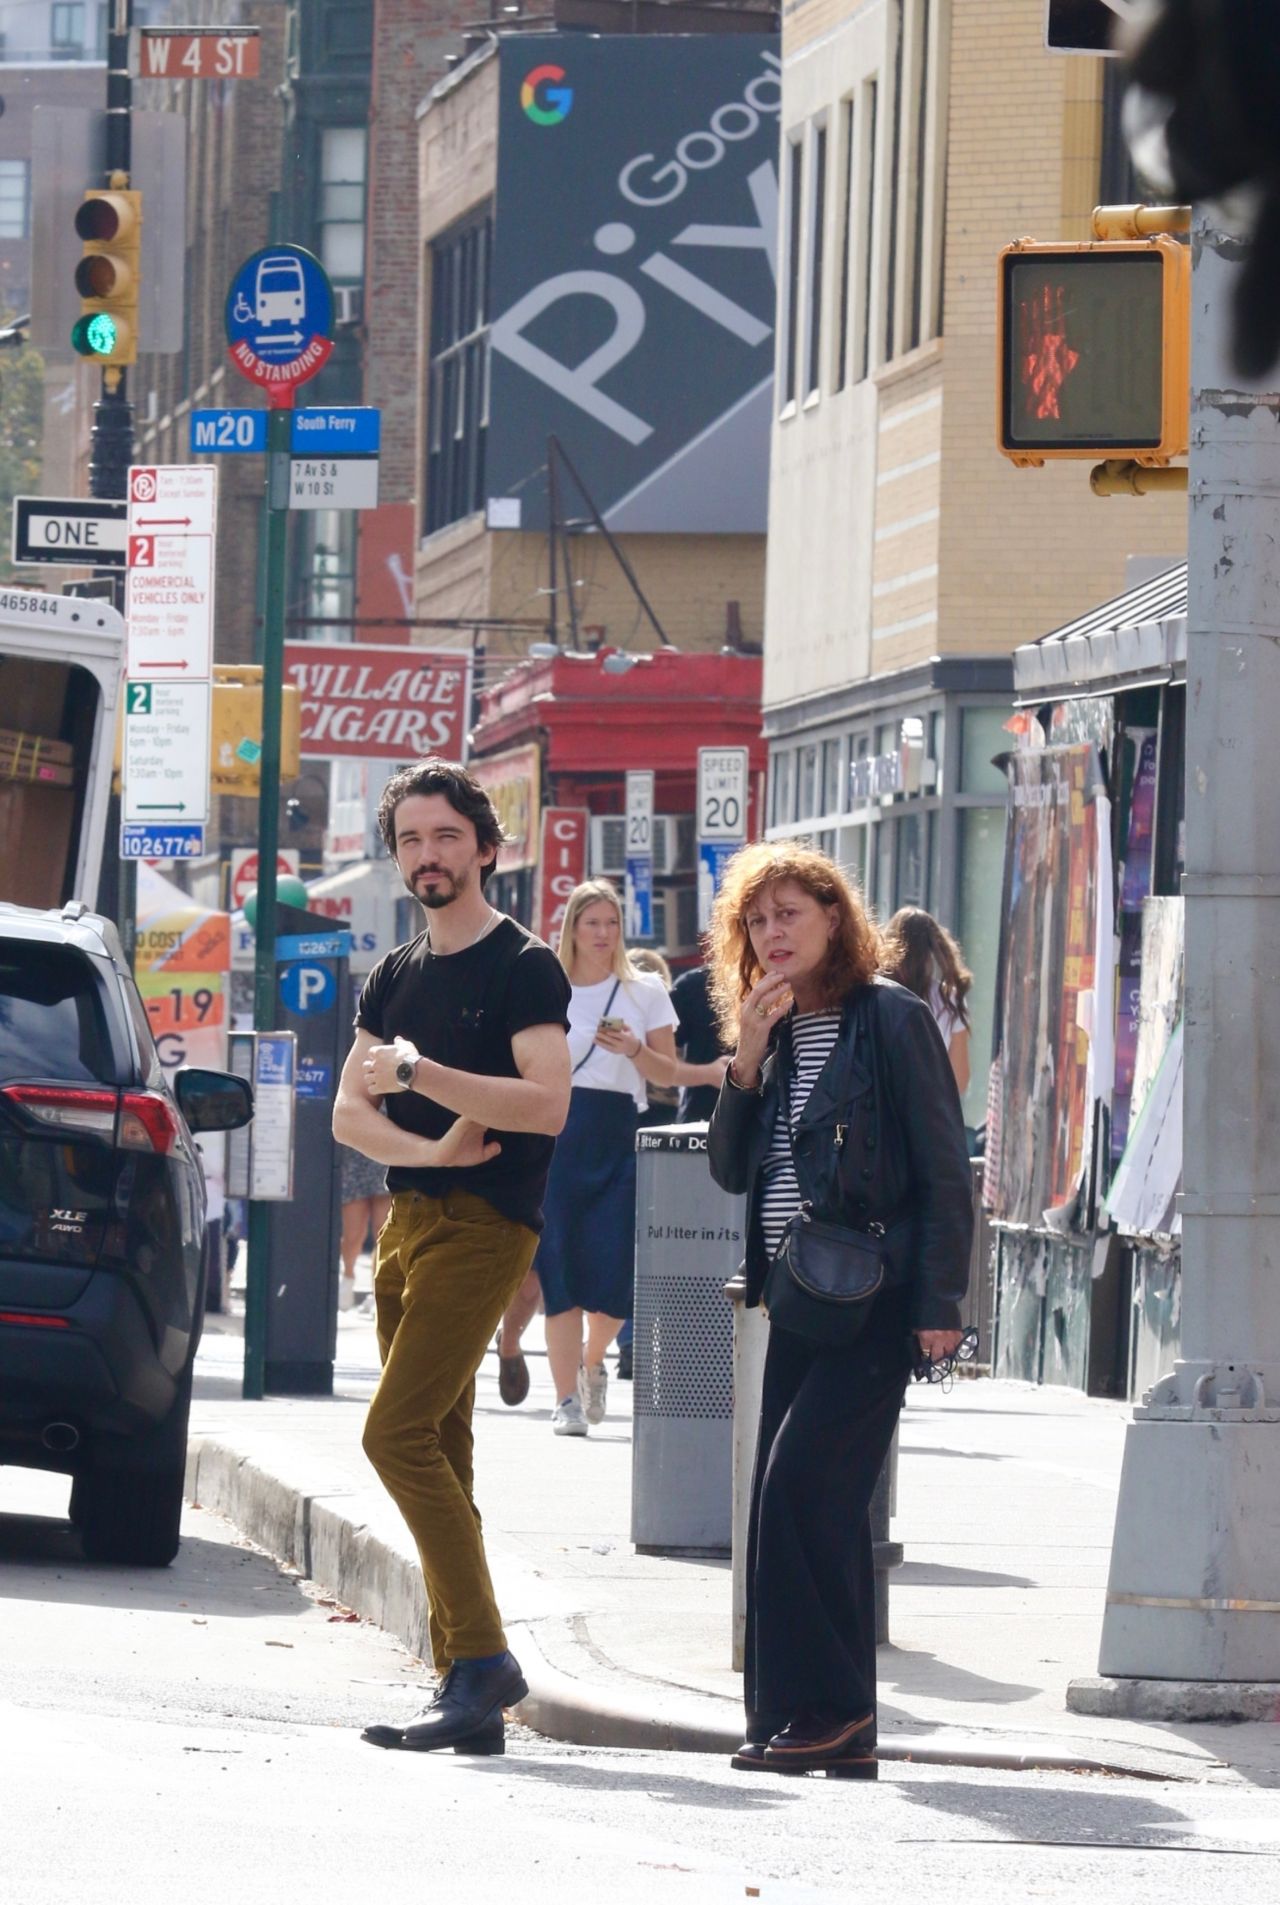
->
[225,244,334,406]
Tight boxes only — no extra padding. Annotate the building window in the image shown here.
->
[51,4,86,58]
[909,0,933,350]
[806,123,828,400]
[318,127,367,285]
[798,742,819,819]
[425,209,493,536]
[822,736,845,815]
[884,8,904,363]
[780,135,803,410]
[304,510,356,626]
[771,749,796,828]
[858,80,878,382]
[960,706,1012,796]
[0,161,30,240]
[834,101,855,392]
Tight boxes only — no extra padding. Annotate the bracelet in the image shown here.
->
[629,1036,643,1059]
[726,1059,763,1094]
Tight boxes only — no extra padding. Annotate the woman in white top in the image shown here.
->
[881,907,972,1096]
[535,880,678,1436]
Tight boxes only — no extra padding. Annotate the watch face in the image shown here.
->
[395,1059,415,1087]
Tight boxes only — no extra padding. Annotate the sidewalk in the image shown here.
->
[189,1300,1278,1787]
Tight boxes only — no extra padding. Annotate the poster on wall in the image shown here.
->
[994,744,1108,1230]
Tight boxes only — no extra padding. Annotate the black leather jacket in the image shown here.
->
[707,977,973,1330]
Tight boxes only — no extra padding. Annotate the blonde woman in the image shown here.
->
[535,880,678,1435]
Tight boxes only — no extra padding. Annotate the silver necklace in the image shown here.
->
[425,907,501,958]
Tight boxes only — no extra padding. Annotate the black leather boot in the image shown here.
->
[366,1652,529,1754]
[763,1711,878,1778]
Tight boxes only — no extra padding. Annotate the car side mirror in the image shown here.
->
[174,1067,254,1134]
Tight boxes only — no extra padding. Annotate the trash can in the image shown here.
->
[631,1123,745,1555]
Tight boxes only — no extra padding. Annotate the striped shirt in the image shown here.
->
[759,1010,843,1260]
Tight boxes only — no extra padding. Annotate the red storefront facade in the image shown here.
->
[471,648,765,960]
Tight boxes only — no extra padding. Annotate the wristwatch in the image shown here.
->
[394,1054,419,1090]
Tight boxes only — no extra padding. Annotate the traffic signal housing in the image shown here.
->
[997,236,1190,467]
[71,188,142,367]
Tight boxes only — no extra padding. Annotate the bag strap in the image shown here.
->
[571,976,621,1076]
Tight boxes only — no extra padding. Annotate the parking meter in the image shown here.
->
[263,902,350,1394]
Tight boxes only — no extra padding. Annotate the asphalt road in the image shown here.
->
[1,1466,1277,1905]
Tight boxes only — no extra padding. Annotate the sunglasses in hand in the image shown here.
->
[910,1327,980,1387]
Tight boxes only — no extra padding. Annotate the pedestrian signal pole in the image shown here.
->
[1073,206,1280,1713]
[94,0,138,962]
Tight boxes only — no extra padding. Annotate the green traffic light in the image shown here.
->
[70,312,119,358]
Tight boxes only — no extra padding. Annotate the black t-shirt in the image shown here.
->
[355,917,571,1233]
[670,965,727,1123]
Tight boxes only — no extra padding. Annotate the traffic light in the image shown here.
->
[210,667,302,793]
[997,237,1190,466]
[71,189,142,367]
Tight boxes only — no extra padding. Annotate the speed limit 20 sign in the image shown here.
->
[697,748,748,841]
[696,747,748,933]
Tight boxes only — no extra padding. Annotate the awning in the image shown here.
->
[1013,563,1187,704]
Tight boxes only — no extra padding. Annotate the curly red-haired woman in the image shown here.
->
[706,843,972,1778]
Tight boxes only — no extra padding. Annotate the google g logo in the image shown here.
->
[522,64,574,126]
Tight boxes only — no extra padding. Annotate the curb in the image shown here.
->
[509,1623,1189,1778]
[1069,1674,1280,1726]
[185,1435,1207,1782]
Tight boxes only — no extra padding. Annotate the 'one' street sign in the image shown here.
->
[225,245,334,401]
[11,496,127,568]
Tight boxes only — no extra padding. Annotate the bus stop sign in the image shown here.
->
[225,244,334,404]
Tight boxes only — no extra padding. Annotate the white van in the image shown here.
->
[0,587,124,910]
[255,254,306,328]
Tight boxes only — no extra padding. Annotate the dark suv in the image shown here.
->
[0,901,252,1566]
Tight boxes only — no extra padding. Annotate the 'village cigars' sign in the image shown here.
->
[283,643,473,762]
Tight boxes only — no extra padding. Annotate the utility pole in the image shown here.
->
[96,0,136,960]
[1071,207,1280,1715]
[242,417,291,1402]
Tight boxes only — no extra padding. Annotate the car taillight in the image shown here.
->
[0,1311,70,1329]
[1,1084,118,1140]
[118,1091,180,1155]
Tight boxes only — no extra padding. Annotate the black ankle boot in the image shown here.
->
[375,1652,527,1753]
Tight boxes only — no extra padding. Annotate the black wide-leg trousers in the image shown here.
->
[743,1287,913,1742]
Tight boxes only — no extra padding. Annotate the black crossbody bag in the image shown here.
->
[761,997,890,1348]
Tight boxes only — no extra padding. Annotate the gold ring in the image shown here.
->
[755,1003,769,1017]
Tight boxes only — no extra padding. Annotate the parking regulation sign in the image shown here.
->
[225,244,334,402]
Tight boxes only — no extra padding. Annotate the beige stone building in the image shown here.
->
[762,0,1186,1122]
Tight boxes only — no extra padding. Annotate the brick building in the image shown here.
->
[761,0,1187,1126]
[128,0,471,890]
[413,14,778,669]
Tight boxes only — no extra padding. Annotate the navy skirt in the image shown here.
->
[535,1086,638,1319]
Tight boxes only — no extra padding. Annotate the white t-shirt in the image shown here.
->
[929,982,961,1045]
[566,970,679,1109]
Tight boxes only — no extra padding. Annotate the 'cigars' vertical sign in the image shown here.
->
[283,642,473,761]
[536,808,589,945]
